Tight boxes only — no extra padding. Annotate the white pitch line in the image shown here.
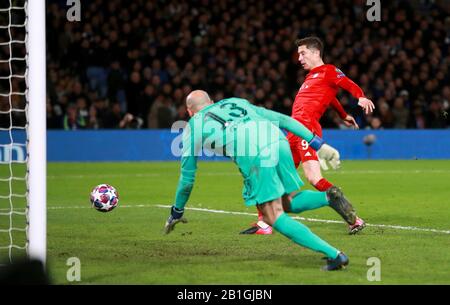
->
[2,204,450,235]
[153,204,450,235]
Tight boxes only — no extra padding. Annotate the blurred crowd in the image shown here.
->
[2,0,450,130]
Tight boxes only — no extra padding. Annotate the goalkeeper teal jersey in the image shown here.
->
[174,97,315,209]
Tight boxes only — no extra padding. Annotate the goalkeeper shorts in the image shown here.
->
[236,139,305,206]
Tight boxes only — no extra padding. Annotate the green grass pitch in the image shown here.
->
[1,160,450,284]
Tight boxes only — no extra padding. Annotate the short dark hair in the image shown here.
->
[296,37,324,58]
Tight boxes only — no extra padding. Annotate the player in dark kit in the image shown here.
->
[242,36,375,235]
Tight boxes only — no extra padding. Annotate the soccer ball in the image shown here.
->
[90,184,119,212]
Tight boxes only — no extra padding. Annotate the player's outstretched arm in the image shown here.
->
[165,122,199,234]
[337,79,374,114]
[251,105,324,150]
[330,67,375,115]
[164,157,195,234]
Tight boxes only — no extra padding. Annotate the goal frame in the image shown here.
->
[26,0,46,266]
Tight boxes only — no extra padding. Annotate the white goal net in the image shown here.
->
[0,0,46,266]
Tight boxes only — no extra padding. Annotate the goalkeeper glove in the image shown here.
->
[318,143,341,170]
[164,206,187,234]
[318,156,330,171]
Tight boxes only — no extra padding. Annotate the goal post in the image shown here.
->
[0,0,46,268]
[26,0,46,266]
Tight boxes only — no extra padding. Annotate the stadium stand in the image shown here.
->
[4,0,449,129]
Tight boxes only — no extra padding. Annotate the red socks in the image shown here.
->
[258,210,264,221]
[314,178,333,191]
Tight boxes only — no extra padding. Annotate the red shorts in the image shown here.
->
[287,119,322,168]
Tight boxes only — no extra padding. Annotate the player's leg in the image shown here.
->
[277,140,331,213]
[290,122,333,189]
[239,209,273,235]
[302,159,332,190]
[237,148,275,235]
[283,188,361,233]
[239,132,301,234]
[241,138,331,234]
[240,137,299,235]
[257,197,349,270]
[275,150,328,213]
[289,126,364,233]
[297,138,345,194]
[326,186,365,233]
[239,138,281,235]
[239,140,348,269]
[283,190,329,213]
[279,171,356,219]
[302,159,365,234]
[240,133,303,234]
[240,137,363,235]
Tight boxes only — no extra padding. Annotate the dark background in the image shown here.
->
[1,0,449,130]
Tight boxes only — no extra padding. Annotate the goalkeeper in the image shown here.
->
[164,90,352,271]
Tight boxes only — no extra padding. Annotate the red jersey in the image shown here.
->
[292,64,365,134]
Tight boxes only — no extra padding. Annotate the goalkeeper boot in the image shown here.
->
[326,186,357,226]
[240,220,273,235]
[322,252,349,271]
[348,217,366,235]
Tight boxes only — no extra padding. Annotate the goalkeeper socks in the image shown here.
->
[314,178,333,191]
[289,191,329,213]
[273,213,339,259]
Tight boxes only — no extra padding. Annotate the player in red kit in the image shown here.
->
[241,37,374,235]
